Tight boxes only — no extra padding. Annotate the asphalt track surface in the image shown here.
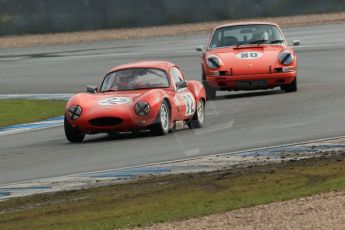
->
[1,24,345,185]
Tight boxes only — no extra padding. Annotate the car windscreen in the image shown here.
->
[100,68,170,92]
[209,24,285,49]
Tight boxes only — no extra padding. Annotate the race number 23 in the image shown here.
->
[182,93,195,116]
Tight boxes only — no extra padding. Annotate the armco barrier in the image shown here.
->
[0,0,345,35]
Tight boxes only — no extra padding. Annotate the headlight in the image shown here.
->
[279,51,294,65]
[135,102,150,116]
[206,55,222,69]
[67,105,82,120]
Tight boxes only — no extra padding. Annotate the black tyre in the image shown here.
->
[150,101,170,136]
[188,99,205,129]
[204,82,216,100]
[64,115,85,143]
[169,121,177,133]
[202,66,216,100]
[281,77,297,93]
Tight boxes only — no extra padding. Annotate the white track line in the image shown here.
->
[1,135,345,188]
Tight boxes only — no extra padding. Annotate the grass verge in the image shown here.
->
[1,152,345,230]
[0,99,65,127]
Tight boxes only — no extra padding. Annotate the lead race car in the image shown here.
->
[64,61,206,143]
[197,22,300,99]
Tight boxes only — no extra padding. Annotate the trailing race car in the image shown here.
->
[64,61,206,142]
[197,22,300,99]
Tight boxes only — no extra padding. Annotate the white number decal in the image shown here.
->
[236,52,263,59]
[98,97,131,105]
[182,93,195,116]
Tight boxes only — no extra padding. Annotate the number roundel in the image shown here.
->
[236,52,263,59]
[182,93,196,116]
[98,97,131,105]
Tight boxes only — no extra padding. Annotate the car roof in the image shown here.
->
[108,61,175,73]
[214,21,280,30]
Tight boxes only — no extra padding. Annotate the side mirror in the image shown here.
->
[292,40,301,46]
[176,80,188,90]
[196,46,205,52]
[86,85,98,93]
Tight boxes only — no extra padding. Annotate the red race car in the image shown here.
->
[64,61,206,142]
[197,22,300,99]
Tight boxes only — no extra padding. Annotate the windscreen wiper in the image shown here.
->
[101,89,117,93]
[250,39,268,45]
[269,40,285,44]
[236,41,249,47]
[236,39,268,47]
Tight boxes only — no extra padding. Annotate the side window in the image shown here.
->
[210,29,222,48]
[170,67,184,84]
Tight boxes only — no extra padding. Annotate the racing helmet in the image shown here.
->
[117,70,139,84]
[253,28,269,41]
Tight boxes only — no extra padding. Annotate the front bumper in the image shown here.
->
[206,72,296,90]
[66,109,158,134]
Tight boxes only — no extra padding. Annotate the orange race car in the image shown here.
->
[64,61,206,143]
[197,22,300,99]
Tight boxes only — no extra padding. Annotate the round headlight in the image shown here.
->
[279,51,294,65]
[135,102,150,116]
[206,55,222,69]
[68,105,82,120]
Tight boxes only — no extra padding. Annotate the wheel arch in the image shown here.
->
[187,80,207,104]
[162,97,173,123]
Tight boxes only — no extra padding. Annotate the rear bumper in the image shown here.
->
[206,72,296,90]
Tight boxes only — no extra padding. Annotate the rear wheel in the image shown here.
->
[64,115,85,143]
[281,77,297,92]
[150,101,170,136]
[188,99,205,129]
[169,121,177,133]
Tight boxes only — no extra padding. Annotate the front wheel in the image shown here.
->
[64,115,85,143]
[203,81,216,100]
[202,68,216,100]
[150,101,170,136]
[188,99,205,129]
[281,77,297,93]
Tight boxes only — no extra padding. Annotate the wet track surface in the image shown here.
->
[1,24,345,184]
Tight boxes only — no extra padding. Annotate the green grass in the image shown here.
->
[0,153,345,230]
[0,99,65,127]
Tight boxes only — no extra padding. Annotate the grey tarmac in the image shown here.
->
[0,24,345,185]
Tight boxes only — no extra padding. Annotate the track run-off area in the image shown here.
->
[1,23,345,185]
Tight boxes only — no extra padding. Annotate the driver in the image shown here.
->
[252,28,269,42]
[112,69,140,90]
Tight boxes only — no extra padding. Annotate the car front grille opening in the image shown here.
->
[89,117,123,127]
[276,79,285,84]
[219,71,228,76]
[274,67,283,73]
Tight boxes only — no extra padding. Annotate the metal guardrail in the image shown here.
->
[0,0,345,35]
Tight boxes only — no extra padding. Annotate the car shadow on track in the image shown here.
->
[79,130,167,144]
[213,89,284,100]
